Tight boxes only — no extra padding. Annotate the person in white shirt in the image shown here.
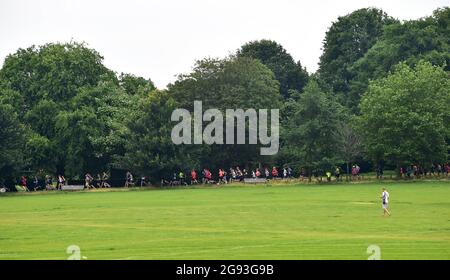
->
[381,188,391,216]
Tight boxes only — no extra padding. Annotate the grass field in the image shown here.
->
[0,180,449,260]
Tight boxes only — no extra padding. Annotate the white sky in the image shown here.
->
[1,0,448,88]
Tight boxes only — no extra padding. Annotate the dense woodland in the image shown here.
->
[0,7,449,184]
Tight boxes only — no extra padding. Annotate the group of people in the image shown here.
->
[84,172,111,189]
[400,163,450,178]
[162,166,297,186]
[0,172,112,192]
[11,174,67,192]
[2,162,449,192]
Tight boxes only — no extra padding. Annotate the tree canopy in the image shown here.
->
[357,61,450,170]
[318,8,397,109]
[238,40,309,98]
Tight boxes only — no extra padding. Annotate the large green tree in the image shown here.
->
[280,80,344,179]
[55,80,134,177]
[357,61,450,173]
[350,7,450,109]
[0,104,25,179]
[0,42,134,176]
[118,90,200,181]
[167,56,282,171]
[238,40,309,98]
[318,8,397,109]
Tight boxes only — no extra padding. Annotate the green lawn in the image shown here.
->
[0,180,449,260]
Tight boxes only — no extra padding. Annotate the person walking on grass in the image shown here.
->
[381,187,391,216]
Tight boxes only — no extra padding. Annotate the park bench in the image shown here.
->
[61,185,85,191]
[243,178,267,184]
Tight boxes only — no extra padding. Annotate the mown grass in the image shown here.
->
[0,180,449,260]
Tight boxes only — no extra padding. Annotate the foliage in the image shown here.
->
[318,8,397,110]
[357,61,450,170]
[238,39,309,98]
[280,80,344,177]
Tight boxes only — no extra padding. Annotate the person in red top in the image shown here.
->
[206,169,212,181]
[191,169,198,185]
[218,168,225,184]
[255,168,261,178]
[20,176,28,191]
[272,167,278,178]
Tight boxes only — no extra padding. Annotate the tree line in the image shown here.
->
[0,7,449,184]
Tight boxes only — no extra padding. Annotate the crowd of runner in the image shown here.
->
[1,163,449,192]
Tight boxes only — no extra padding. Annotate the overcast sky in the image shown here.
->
[1,0,448,88]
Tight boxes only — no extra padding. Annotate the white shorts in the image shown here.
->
[382,203,388,209]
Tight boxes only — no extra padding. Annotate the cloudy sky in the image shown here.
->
[1,0,448,88]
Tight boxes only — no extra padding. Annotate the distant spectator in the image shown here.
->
[376,165,383,179]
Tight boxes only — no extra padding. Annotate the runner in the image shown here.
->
[191,169,198,185]
[381,188,391,216]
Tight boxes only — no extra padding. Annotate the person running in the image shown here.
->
[140,175,148,187]
[264,168,270,179]
[45,175,54,190]
[272,167,278,178]
[204,169,212,184]
[179,171,186,185]
[218,168,225,184]
[326,171,332,182]
[223,170,228,183]
[125,171,134,188]
[0,179,6,193]
[299,168,306,181]
[351,165,357,181]
[191,169,198,185]
[288,167,293,178]
[102,172,111,188]
[32,175,41,191]
[236,167,243,181]
[19,176,28,192]
[381,188,391,216]
[230,168,237,182]
[335,166,341,182]
[57,175,66,190]
[85,173,95,189]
